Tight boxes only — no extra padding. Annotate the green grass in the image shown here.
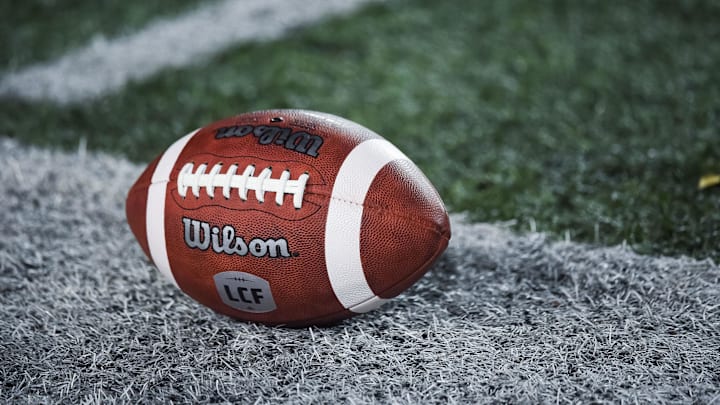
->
[0,0,207,71]
[1,0,719,259]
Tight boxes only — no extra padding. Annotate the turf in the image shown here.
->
[1,138,719,403]
[0,0,206,71]
[1,0,719,260]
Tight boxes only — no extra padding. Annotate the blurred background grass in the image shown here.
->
[0,0,203,71]
[1,0,718,259]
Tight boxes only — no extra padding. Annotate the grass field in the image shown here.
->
[2,2,719,403]
[1,0,204,71]
[1,0,718,259]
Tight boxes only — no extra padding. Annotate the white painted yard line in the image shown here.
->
[0,0,378,104]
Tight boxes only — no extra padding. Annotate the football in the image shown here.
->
[125,109,451,326]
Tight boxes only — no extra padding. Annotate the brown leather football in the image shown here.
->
[126,109,451,327]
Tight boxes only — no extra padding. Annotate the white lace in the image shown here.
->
[177,163,310,209]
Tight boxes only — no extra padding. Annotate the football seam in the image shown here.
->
[325,194,450,237]
[133,182,447,237]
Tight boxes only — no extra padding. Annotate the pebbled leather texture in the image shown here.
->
[126,109,451,327]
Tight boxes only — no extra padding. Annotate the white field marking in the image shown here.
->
[0,0,379,104]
